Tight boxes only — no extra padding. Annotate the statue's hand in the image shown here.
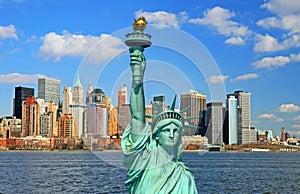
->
[130,48,146,84]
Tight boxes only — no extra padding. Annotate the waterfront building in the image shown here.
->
[21,96,40,137]
[152,95,167,116]
[47,102,58,137]
[107,106,119,137]
[224,94,238,145]
[40,112,51,137]
[58,114,77,138]
[206,102,224,144]
[118,104,130,137]
[38,77,61,106]
[70,104,86,138]
[0,116,22,138]
[62,86,72,115]
[234,90,252,144]
[86,82,93,103]
[13,86,34,119]
[145,104,152,123]
[180,90,206,136]
[118,84,128,107]
[36,98,47,115]
[73,75,84,105]
[86,104,108,137]
[86,88,108,138]
[281,127,286,142]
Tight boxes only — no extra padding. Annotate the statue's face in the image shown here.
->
[157,122,182,147]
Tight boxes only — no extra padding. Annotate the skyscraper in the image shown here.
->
[47,102,58,137]
[118,84,128,107]
[73,74,84,105]
[38,77,61,106]
[62,86,72,115]
[234,90,254,144]
[180,90,206,135]
[14,86,34,119]
[225,94,238,145]
[70,104,86,138]
[58,114,77,138]
[21,96,40,137]
[152,95,166,116]
[86,88,108,137]
[206,102,224,144]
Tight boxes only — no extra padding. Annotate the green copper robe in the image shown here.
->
[122,123,198,194]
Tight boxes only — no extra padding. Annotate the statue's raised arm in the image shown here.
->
[129,46,147,142]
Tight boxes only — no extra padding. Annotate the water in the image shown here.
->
[0,151,299,193]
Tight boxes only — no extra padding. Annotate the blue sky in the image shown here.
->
[0,0,300,137]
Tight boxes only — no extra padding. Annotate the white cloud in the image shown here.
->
[292,115,300,121]
[258,113,277,119]
[291,124,300,129]
[135,10,182,29]
[290,52,300,62]
[277,103,300,113]
[231,73,259,82]
[0,24,18,39]
[254,34,286,52]
[189,6,250,45]
[260,0,300,16]
[257,15,300,33]
[206,75,228,84]
[225,36,245,45]
[252,56,290,69]
[38,31,124,63]
[258,113,284,122]
[0,73,45,84]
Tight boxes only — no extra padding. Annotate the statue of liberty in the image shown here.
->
[121,17,198,193]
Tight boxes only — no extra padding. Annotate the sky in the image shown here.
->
[0,0,300,137]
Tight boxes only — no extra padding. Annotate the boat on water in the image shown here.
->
[248,148,270,152]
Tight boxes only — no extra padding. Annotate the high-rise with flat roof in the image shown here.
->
[118,84,128,107]
[38,77,61,106]
[62,87,72,115]
[225,94,238,145]
[180,90,206,136]
[234,90,254,144]
[21,96,40,137]
[206,102,224,144]
[14,86,34,119]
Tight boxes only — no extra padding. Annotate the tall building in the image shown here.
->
[107,106,119,137]
[40,112,51,137]
[152,95,166,116]
[38,77,61,106]
[118,104,131,136]
[58,114,77,138]
[14,86,34,119]
[224,94,238,145]
[180,90,206,135]
[86,104,108,137]
[62,87,72,115]
[118,84,128,107]
[86,88,108,137]
[86,83,93,104]
[21,96,40,137]
[70,104,86,138]
[206,102,224,144]
[73,74,84,105]
[234,90,254,144]
[47,102,58,137]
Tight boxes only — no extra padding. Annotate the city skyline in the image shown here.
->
[0,0,300,137]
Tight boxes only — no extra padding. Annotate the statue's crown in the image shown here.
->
[152,110,182,128]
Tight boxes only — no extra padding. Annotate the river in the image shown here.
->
[0,151,299,193]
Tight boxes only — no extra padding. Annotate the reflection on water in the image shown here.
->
[0,151,299,193]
